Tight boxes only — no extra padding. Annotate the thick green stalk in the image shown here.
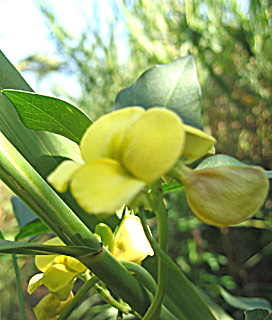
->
[0,132,150,315]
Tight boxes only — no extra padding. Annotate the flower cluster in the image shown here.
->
[28,214,153,319]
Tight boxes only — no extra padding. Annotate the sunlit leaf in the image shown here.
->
[114,56,203,130]
[2,89,92,144]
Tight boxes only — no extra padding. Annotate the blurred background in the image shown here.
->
[0,0,272,319]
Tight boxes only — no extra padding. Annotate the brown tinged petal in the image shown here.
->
[177,165,269,227]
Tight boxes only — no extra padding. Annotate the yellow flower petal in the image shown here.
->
[182,125,216,164]
[64,256,87,274]
[112,215,154,264]
[35,238,65,272]
[33,292,73,320]
[122,108,185,184]
[70,158,145,214]
[179,165,269,227]
[27,273,44,294]
[80,107,145,163]
[47,160,83,193]
[42,264,76,300]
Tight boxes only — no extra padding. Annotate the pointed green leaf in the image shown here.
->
[15,220,51,241]
[12,196,37,228]
[162,180,184,194]
[114,56,203,129]
[0,50,100,231]
[0,239,100,257]
[2,89,92,144]
[244,309,272,320]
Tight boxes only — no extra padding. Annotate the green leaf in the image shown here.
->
[218,286,272,311]
[0,239,100,257]
[15,220,51,241]
[11,196,37,228]
[2,89,92,144]
[244,309,272,320]
[143,256,216,320]
[196,154,249,170]
[196,287,234,320]
[162,180,184,194]
[114,56,203,130]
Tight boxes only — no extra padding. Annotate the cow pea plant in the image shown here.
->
[0,52,270,320]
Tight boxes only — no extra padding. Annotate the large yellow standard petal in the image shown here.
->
[112,215,154,264]
[179,165,269,227]
[47,160,83,193]
[122,108,185,185]
[182,125,216,164]
[70,158,145,214]
[80,107,145,163]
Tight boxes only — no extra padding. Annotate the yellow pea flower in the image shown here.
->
[28,238,87,301]
[33,292,73,320]
[48,107,215,215]
[96,215,154,265]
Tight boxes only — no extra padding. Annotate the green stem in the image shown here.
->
[122,261,179,320]
[139,208,179,271]
[12,254,26,320]
[58,276,99,320]
[142,184,168,320]
[93,283,132,315]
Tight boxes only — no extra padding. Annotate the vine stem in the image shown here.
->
[142,184,168,320]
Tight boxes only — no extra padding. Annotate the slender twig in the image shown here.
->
[93,283,132,315]
[12,254,26,320]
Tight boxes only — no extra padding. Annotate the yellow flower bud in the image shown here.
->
[178,164,269,227]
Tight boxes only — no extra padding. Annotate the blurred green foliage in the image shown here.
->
[3,0,272,319]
